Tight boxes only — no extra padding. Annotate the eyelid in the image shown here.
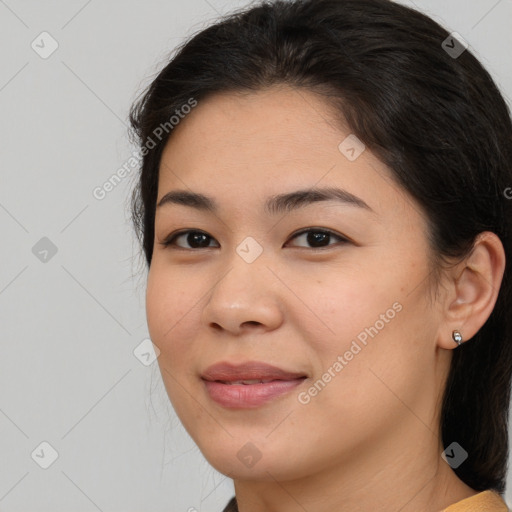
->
[159,227,350,250]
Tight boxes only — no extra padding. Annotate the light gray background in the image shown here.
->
[0,0,511,511]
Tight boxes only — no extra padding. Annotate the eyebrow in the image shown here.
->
[156,186,374,216]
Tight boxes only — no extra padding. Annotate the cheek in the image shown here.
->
[146,266,203,415]
[146,269,171,341]
[304,271,392,349]
[305,261,431,391]
[145,264,199,358]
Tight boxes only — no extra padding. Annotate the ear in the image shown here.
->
[436,231,506,350]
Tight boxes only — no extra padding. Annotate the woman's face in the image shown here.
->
[146,85,449,481]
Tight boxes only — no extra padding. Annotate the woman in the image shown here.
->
[129,0,512,510]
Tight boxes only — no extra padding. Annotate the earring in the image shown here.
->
[452,330,463,346]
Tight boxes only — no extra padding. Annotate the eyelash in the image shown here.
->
[159,228,349,251]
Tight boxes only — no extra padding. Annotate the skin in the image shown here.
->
[146,84,506,512]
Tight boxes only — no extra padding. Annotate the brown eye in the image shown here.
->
[287,228,349,249]
[160,227,349,251]
[161,230,218,249]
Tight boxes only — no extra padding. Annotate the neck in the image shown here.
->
[231,418,476,512]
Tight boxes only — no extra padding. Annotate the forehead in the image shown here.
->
[157,85,411,220]
[161,86,344,166]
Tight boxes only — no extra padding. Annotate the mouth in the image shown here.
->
[215,379,292,385]
[201,361,307,408]
[201,361,307,382]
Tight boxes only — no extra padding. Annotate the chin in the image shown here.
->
[196,439,311,482]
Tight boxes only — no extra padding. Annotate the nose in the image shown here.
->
[200,253,284,335]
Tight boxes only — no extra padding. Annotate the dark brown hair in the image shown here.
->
[129,0,512,493]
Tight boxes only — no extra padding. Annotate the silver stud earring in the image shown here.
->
[452,330,463,346]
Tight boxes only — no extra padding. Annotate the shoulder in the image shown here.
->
[222,492,509,512]
[443,490,509,512]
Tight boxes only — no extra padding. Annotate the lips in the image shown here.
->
[201,361,307,408]
[201,361,306,383]
[220,379,276,385]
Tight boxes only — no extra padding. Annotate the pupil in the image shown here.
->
[308,232,329,247]
[190,232,209,247]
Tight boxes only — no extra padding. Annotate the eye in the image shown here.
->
[160,230,218,250]
[286,228,349,249]
[160,227,349,251]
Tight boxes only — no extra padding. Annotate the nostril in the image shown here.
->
[243,321,261,327]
